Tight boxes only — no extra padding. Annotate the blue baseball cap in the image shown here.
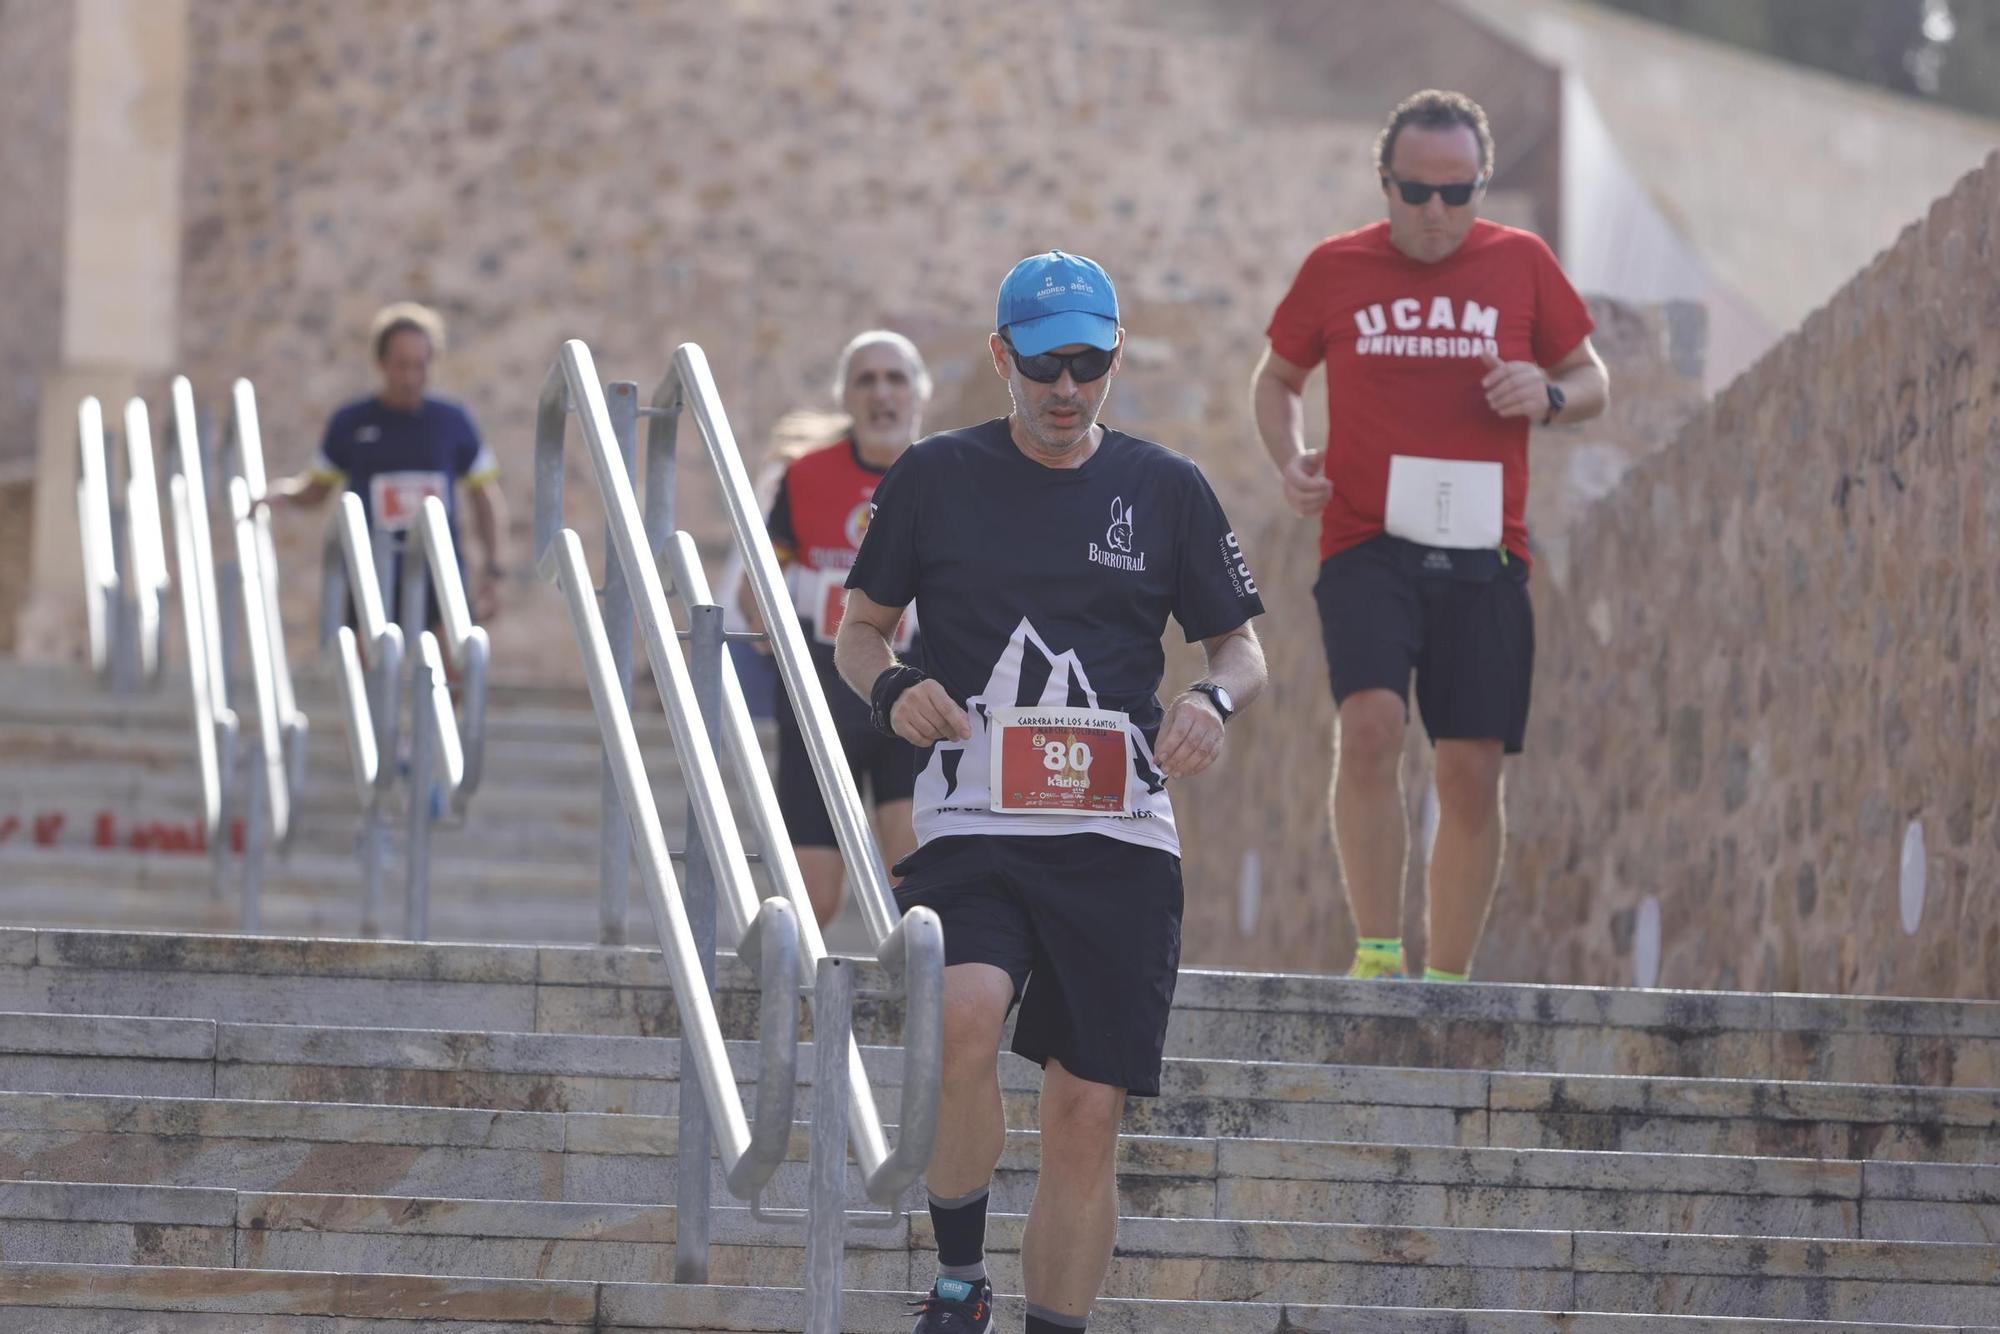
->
[995,250,1119,356]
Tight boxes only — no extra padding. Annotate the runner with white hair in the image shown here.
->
[759,329,934,927]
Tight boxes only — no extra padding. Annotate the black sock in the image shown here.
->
[1026,1309,1086,1333]
[928,1185,989,1282]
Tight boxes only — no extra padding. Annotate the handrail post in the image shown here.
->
[405,637,439,941]
[240,754,267,932]
[805,956,855,1334]
[227,476,290,914]
[599,381,641,945]
[674,599,727,1283]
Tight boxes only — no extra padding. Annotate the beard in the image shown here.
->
[1009,382,1100,457]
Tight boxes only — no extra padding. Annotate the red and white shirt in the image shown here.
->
[1266,219,1594,564]
[766,438,906,649]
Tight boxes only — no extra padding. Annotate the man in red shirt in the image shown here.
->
[761,330,931,927]
[1251,89,1608,981]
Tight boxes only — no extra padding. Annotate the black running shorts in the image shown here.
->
[892,833,1184,1098]
[773,674,918,848]
[1313,534,1535,754]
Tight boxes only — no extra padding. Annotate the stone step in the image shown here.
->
[0,662,650,734]
[0,1086,1993,1241]
[0,881,661,947]
[4,1012,1997,1209]
[0,1261,1989,1332]
[2,1183,1998,1322]
[0,720,694,791]
[3,925,1995,1086]
[0,1014,1917,1237]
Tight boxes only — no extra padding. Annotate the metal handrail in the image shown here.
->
[165,376,239,853]
[534,337,943,1234]
[635,341,949,1191]
[542,522,801,1198]
[662,529,943,1205]
[320,493,405,806]
[644,343,942,1205]
[650,346,901,946]
[117,400,171,689]
[222,379,304,749]
[168,378,229,729]
[318,493,406,935]
[76,398,118,677]
[399,495,490,808]
[75,396,170,691]
[227,476,294,853]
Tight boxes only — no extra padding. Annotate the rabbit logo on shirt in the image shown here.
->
[1106,498,1133,553]
[1087,497,1146,572]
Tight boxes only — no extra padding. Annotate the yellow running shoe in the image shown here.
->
[1347,937,1405,980]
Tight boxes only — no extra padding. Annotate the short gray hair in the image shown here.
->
[831,329,932,402]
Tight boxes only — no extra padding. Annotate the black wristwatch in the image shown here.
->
[1542,380,1567,426]
[1187,681,1235,724]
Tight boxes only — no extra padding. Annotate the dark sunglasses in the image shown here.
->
[1384,173,1487,207]
[1001,333,1116,384]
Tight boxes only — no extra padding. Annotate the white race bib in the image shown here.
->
[988,707,1131,816]
[369,471,449,534]
[1383,456,1503,550]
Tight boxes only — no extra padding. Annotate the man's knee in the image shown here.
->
[1336,690,1405,777]
[940,963,1013,1081]
[1039,1063,1126,1162]
[1434,741,1504,820]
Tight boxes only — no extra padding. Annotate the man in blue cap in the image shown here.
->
[836,251,1268,1332]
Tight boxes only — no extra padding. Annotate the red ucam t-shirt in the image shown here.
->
[1266,219,1595,565]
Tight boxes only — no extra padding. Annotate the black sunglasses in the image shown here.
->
[1384,173,1486,207]
[1000,333,1116,385]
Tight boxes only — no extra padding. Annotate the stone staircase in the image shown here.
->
[0,657,807,950]
[4,668,2000,1328]
[0,924,1991,1328]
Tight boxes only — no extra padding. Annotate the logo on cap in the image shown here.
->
[998,250,1119,357]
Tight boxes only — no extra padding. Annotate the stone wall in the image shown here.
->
[169,0,1468,681]
[0,0,73,654]
[1494,154,2000,998]
[0,0,72,470]
[1173,297,1708,972]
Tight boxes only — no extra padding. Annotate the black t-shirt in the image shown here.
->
[846,417,1264,855]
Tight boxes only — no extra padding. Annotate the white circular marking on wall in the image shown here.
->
[1237,848,1261,938]
[1899,819,1927,935]
[1634,895,1662,989]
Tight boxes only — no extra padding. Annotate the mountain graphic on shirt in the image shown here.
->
[933,616,1165,800]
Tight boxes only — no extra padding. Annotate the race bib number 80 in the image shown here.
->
[988,707,1131,816]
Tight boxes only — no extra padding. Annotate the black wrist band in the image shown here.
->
[870,665,929,737]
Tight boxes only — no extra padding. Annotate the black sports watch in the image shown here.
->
[1187,681,1235,724]
[1542,379,1567,425]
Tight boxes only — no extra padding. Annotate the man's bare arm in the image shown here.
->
[468,479,509,572]
[834,589,969,745]
[264,474,336,509]
[1154,621,1268,780]
[1249,345,1332,518]
[1544,337,1609,424]
[1480,336,1610,424]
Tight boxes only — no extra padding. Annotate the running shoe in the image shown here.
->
[909,1276,992,1332]
[1345,951,1406,981]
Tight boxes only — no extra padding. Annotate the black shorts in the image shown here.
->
[892,833,1183,1098]
[773,679,918,847]
[1313,535,1535,754]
